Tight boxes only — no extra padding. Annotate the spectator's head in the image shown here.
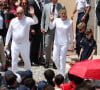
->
[37,81,47,90]
[4,71,17,86]
[4,70,22,86]
[44,69,55,81]
[85,28,94,40]
[23,78,35,89]
[54,74,64,86]
[42,85,55,90]
[20,0,28,9]
[68,73,84,85]
[77,22,86,33]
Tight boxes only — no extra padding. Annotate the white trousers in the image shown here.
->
[11,41,31,73]
[53,43,68,76]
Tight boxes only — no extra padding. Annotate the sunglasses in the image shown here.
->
[16,12,23,15]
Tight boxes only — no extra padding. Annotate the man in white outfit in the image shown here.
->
[4,6,38,73]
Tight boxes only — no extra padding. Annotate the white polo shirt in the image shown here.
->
[76,0,91,13]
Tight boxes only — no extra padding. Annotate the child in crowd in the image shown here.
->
[79,28,97,61]
[37,69,55,90]
[76,22,86,56]
[60,73,84,90]
[4,70,18,89]
[23,78,37,90]
[54,74,64,90]
[44,69,55,87]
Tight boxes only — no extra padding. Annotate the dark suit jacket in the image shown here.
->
[29,0,42,31]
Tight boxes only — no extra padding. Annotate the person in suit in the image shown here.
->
[41,0,64,68]
[28,0,42,66]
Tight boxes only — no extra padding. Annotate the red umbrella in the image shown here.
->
[69,59,100,80]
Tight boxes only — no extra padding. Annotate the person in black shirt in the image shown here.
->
[76,22,86,56]
[79,28,97,61]
[28,0,42,66]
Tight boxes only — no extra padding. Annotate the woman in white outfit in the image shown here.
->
[49,8,74,77]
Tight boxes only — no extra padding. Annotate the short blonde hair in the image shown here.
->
[77,22,85,30]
